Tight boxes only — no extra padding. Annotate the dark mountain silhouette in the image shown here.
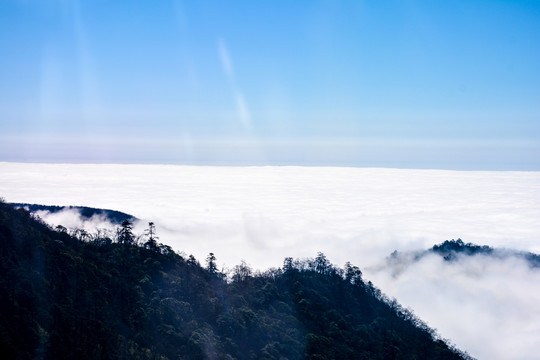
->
[431,239,540,267]
[10,203,137,224]
[0,199,472,360]
[385,239,540,277]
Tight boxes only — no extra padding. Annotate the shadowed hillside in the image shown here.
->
[0,199,471,360]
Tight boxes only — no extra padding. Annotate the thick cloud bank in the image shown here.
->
[368,247,540,360]
[1,162,539,359]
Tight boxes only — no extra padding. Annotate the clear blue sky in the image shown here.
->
[1,0,539,169]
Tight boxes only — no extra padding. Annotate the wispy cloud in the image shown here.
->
[217,37,251,129]
[218,37,234,82]
[234,92,251,129]
[34,208,120,234]
[366,250,540,360]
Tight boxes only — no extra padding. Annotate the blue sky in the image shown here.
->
[0,0,539,169]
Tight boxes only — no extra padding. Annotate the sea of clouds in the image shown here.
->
[1,162,539,359]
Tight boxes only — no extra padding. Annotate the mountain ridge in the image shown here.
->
[0,199,471,359]
[383,239,540,278]
[10,203,137,225]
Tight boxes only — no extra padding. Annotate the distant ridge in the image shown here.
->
[10,203,137,225]
[386,239,540,274]
[431,239,540,268]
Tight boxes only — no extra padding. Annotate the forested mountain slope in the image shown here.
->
[0,199,471,360]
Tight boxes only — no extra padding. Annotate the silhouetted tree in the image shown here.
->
[206,252,218,274]
[71,228,90,242]
[144,222,159,251]
[55,225,67,233]
[188,254,199,266]
[314,252,330,274]
[92,228,113,246]
[344,261,363,284]
[232,260,252,282]
[283,257,294,273]
[117,220,134,245]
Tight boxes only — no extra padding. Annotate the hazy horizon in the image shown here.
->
[1,1,539,169]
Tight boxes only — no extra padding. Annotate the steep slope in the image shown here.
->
[0,200,470,360]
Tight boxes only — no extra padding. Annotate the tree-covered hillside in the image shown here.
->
[0,199,471,359]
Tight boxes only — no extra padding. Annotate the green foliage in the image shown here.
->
[0,200,472,360]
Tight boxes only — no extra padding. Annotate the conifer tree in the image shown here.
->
[117,220,134,245]
[144,222,158,251]
[206,252,218,274]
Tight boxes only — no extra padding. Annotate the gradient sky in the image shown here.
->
[1,0,539,168]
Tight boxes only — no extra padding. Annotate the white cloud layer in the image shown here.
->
[1,162,539,359]
[367,251,540,359]
[33,208,118,232]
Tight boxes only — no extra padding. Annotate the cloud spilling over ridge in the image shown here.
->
[365,244,540,360]
[34,208,117,232]
[27,207,147,240]
[1,163,539,359]
[2,163,538,269]
[373,239,540,277]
